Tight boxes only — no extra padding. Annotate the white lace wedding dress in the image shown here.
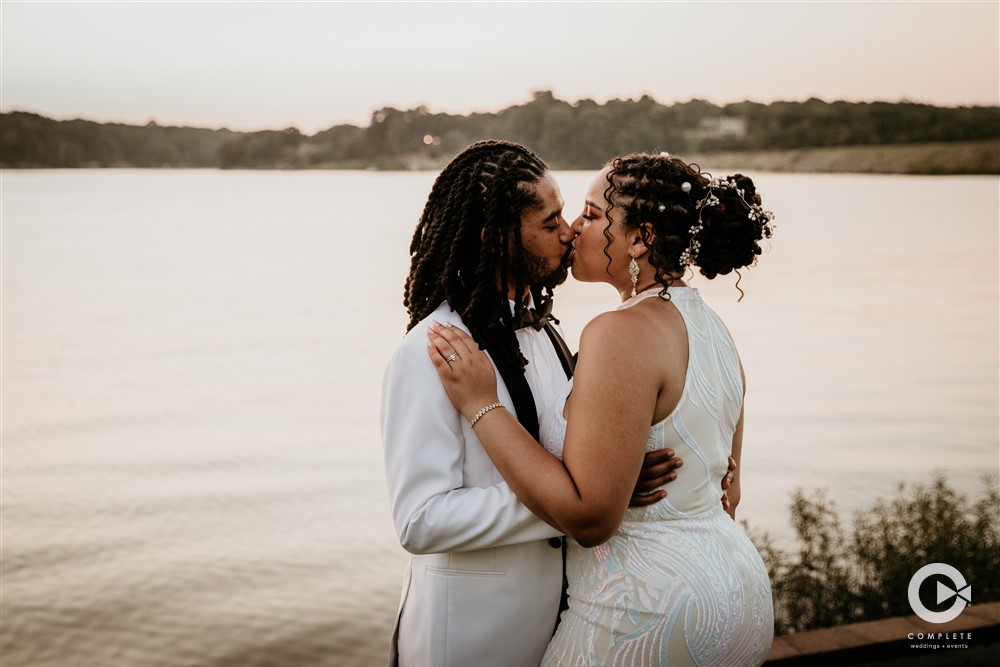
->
[539,287,773,667]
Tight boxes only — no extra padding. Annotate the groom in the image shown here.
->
[381,141,720,667]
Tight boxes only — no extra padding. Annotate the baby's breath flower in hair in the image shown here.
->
[679,177,775,267]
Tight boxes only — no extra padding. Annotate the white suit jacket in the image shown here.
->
[381,303,567,667]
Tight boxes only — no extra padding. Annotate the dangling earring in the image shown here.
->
[628,251,640,297]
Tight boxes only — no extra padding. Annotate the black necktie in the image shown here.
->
[481,326,540,441]
[515,297,554,331]
[515,296,575,380]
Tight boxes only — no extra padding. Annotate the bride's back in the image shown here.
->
[627,286,743,521]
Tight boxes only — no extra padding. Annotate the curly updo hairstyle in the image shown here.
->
[404,140,549,369]
[603,153,772,297]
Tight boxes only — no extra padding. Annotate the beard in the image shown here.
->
[516,244,574,292]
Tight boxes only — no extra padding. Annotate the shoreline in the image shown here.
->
[288,140,1000,174]
[684,140,999,175]
[2,141,997,175]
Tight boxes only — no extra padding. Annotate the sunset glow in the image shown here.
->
[1,1,997,134]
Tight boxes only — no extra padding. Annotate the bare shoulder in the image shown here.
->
[577,308,660,371]
[581,301,683,347]
[578,300,689,398]
[579,309,639,351]
[572,308,664,430]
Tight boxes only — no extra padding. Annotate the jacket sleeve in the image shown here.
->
[380,322,562,554]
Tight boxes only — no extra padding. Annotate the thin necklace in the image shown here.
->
[617,286,667,310]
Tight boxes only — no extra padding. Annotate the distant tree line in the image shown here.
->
[2,91,998,169]
[0,114,237,168]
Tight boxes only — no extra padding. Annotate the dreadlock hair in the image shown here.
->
[603,153,772,300]
[404,140,548,369]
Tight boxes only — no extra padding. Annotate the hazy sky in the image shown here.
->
[2,1,998,134]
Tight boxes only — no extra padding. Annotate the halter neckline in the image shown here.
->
[617,285,698,310]
[617,287,668,310]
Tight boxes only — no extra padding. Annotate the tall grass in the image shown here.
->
[746,472,1000,634]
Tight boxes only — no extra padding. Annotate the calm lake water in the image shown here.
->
[3,169,998,667]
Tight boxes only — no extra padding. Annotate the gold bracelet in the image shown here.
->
[469,402,503,429]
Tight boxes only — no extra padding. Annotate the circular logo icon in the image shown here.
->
[908,563,972,623]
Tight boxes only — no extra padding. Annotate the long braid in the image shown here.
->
[404,140,547,370]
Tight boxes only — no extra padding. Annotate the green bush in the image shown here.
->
[746,472,999,635]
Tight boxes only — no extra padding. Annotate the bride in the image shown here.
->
[427,152,775,666]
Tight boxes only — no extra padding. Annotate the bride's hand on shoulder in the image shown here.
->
[426,321,499,419]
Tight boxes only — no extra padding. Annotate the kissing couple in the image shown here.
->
[382,140,776,666]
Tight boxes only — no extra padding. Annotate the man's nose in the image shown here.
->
[563,217,579,240]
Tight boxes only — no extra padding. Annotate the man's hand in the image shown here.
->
[628,448,682,507]
[721,456,737,517]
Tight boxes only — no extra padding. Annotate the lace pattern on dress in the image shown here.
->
[537,287,773,667]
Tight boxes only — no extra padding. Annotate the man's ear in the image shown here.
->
[630,223,656,259]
